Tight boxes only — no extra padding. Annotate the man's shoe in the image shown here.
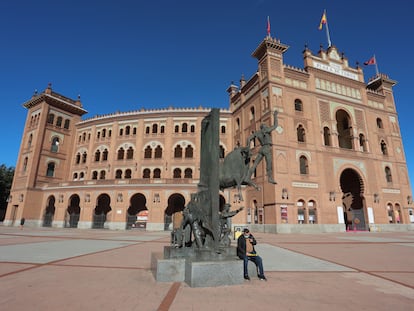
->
[259,275,267,281]
[244,275,250,280]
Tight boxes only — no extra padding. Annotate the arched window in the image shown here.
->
[119,128,123,136]
[323,127,331,146]
[387,203,394,223]
[125,126,131,135]
[82,152,87,163]
[174,145,183,158]
[145,126,150,134]
[359,134,367,152]
[23,157,28,172]
[51,137,59,153]
[182,123,188,133]
[308,202,317,224]
[97,131,101,139]
[381,140,388,155]
[250,106,255,121]
[56,116,63,127]
[82,133,86,142]
[174,125,179,133]
[299,156,308,175]
[376,118,383,129]
[28,134,33,148]
[95,150,101,162]
[236,118,240,131]
[102,129,106,138]
[47,113,55,124]
[46,162,55,177]
[73,172,78,180]
[64,119,70,129]
[297,200,306,224]
[115,169,122,179]
[143,168,150,178]
[133,127,137,135]
[152,124,158,134]
[294,99,303,111]
[75,153,81,164]
[160,125,165,134]
[173,168,182,178]
[297,125,306,142]
[125,169,132,179]
[102,149,108,161]
[126,147,134,159]
[184,168,193,178]
[190,125,195,133]
[154,145,162,158]
[144,146,152,159]
[185,145,194,158]
[79,172,84,179]
[99,170,106,180]
[385,166,393,183]
[92,171,98,180]
[221,125,226,134]
[117,147,125,160]
[153,168,161,179]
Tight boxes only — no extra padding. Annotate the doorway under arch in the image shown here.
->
[67,194,81,228]
[164,193,185,230]
[340,168,367,230]
[126,193,148,229]
[43,196,56,227]
[93,194,111,229]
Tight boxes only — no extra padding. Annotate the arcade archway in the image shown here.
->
[93,194,111,229]
[164,193,185,230]
[67,194,81,228]
[126,193,148,229]
[43,196,56,227]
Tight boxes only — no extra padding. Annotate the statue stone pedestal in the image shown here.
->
[151,247,244,287]
[185,258,243,287]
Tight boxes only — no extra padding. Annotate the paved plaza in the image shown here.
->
[0,226,413,310]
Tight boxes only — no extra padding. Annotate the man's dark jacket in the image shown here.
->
[237,233,257,259]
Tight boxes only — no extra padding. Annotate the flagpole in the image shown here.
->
[324,10,332,47]
[267,16,271,37]
[374,54,379,76]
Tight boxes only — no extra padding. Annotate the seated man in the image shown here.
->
[237,228,266,280]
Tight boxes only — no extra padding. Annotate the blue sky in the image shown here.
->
[0,0,413,191]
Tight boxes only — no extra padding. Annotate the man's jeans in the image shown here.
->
[243,255,265,277]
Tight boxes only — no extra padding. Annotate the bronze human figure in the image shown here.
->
[246,110,278,184]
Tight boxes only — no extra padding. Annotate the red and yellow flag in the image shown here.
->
[364,56,376,66]
[318,11,327,30]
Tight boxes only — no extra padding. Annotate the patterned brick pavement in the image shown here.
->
[1,226,413,310]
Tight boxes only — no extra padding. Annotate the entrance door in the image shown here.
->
[340,168,367,231]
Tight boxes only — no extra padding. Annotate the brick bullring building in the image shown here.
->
[5,35,414,232]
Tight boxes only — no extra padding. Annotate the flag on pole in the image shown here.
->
[318,11,327,30]
[318,10,332,47]
[364,55,379,75]
[364,56,376,66]
[267,16,271,36]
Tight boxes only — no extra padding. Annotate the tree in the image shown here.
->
[0,164,15,221]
